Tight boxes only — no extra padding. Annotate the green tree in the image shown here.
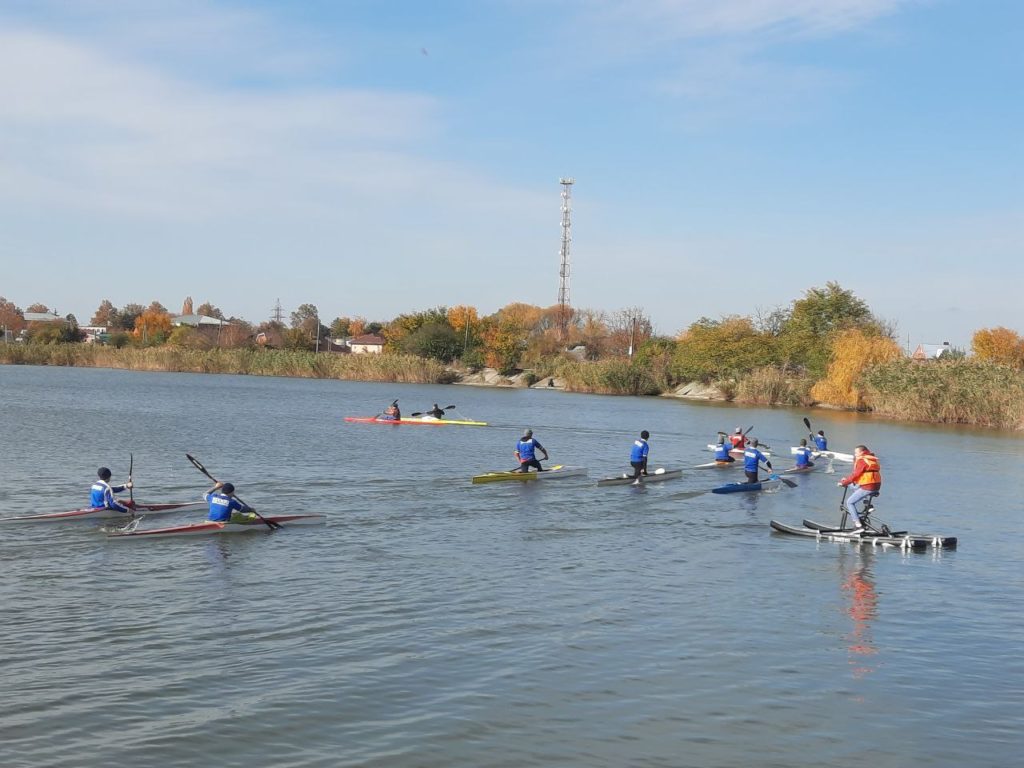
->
[330,317,352,338]
[384,307,451,352]
[777,282,881,378]
[290,303,325,342]
[673,316,776,382]
[401,322,462,362]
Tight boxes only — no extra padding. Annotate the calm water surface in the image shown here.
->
[1,366,1022,767]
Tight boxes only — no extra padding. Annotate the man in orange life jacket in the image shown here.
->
[838,445,882,531]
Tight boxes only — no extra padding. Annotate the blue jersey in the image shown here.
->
[794,446,814,468]
[90,480,130,511]
[714,443,732,461]
[743,447,769,473]
[630,438,649,463]
[205,491,248,522]
[516,437,544,462]
[813,434,828,451]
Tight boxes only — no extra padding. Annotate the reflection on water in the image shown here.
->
[839,550,878,678]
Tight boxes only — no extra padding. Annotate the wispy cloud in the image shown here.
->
[591,0,920,40]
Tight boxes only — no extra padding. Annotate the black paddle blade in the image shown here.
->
[186,453,215,482]
[803,417,812,431]
[410,412,423,417]
[445,404,457,410]
[780,477,798,488]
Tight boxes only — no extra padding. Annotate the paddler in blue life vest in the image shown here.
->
[91,467,135,513]
[743,439,772,483]
[380,399,401,421]
[515,429,549,472]
[204,481,258,524]
[793,439,815,470]
[812,430,828,451]
[630,430,651,479]
[714,436,736,463]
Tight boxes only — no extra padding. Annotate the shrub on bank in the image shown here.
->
[860,359,1024,428]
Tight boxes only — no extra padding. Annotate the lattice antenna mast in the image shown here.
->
[271,298,285,325]
[558,178,574,341]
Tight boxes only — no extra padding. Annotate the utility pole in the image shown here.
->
[271,298,285,326]
[558,178,574,342]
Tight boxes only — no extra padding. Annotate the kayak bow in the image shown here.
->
[0,501,206,523]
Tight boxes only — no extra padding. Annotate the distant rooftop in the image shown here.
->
[171,314,229,327]
[24,312,63,323]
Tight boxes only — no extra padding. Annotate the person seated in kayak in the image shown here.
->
[713,436,735,463]
[426,403,445,419]
[743,439,772,483]
[793,439,815,470]
[630,430,650,479]
[838,445,882,532]
[811,430,828,451]
[380,400,401,421]
[204,481,258,524]
[515,429,549,472]
[91,467,135,513]
[728,427,747,450]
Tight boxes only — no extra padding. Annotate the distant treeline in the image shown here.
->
[3,342,1024,429]
[0,345,455,384]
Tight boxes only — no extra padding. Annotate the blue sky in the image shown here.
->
[0,0,1020,348]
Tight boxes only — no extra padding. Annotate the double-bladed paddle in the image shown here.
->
[185,453,280,530]
[410,404,457,417]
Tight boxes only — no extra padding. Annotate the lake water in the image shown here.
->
[1,365,1021,767]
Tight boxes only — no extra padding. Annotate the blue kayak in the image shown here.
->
[711,475,787,494]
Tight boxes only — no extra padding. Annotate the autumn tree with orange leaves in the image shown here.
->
[972,327,1024,369]
[134,307,172,344]
[810,328,903,408]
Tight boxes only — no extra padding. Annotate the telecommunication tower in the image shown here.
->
[557,178,574,340]
[271,298,285,325]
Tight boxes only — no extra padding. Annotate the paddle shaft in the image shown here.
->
[185,454,279,530]
[128,453,134,505]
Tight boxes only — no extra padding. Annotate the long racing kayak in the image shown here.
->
[712,476,787,494]
[0,501,207,523]
[770,519,956,550]
[790,447,853,462]
[691,460,742,470]
[596,468,682,487]
[345,415,488,427]
[471,465,587,484]
[107,513,327,538]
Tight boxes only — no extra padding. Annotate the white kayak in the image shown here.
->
[706,444,771,457]
[596,468,682,487]
[471,465,588,484]
[0,501,206,523]
[691,459,742,470]
[790,447,854,462]
[106,513,327,538]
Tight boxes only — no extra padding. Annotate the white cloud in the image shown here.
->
[592,0,920,40]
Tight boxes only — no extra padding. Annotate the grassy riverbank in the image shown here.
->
[0,344,457,383]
